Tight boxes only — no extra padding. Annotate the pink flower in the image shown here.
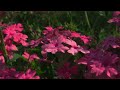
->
[22,52,40,62]
[106,67,118,77]
[2,23,29,59]
[98,36,120,50]
[77,49,119,79]
[68,47,79,55]
[43,26,54,35]
[5,44,18,51]
[42,43,58,54]
[79,35,90,44]
[15,69,40,79]
[108,11,120,26]
[0,65,17,79]
[113,11,120,16]
[45,26,54,31]
[41,26,90,56]
[30,54,40,61]
[3,23,23,35]
[71,31,81,38]
[90,61,105,76]
[13,33,28,42]
[29,38,42,48]
[3,23,28,47]
[65,39,90,55]
[0,56,5,64]
[64,39,78,47]
[108,17,120,23]
[20,40,29,46]
[68,46,89,55]
[22,52,29,59]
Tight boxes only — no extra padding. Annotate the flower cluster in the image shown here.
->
[3,23,28,46]
[77,49,119,79]
[2,23,28,59]
[96,36,120,58]
[108,11,120,26]
[1,11,120,79]
[41,26,90,56]
[0,60,40,79]
[0,23,40,79]
[15,69,40,79]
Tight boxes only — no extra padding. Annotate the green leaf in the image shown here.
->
[11,53,23,61]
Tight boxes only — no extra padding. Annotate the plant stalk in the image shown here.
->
[84,11,91,29]
[0,29,9,62]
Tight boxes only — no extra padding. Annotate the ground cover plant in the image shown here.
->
[0,11,120,79]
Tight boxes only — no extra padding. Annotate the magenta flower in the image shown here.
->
[0,68,17,79]
[90,61,105,76]
[22,52,40,62]
[79,35,91,44]
[113,11,120,16]
[15,69,40,79]
[3,23,28,47]
[70,31,81,38]
[41,43,58,54]
[98,36,120,50]
[43,26,54,35]
[0,60,40,79]
[2,23,29,59]
[108,11,120,26]
[77,49,119,79]
[5,44,18,51]
[0,51,5,64]
[29,38,42,48]
[41,26,90,56]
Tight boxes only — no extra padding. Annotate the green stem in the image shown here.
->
[0,29,9,62]
[67,11,72,22]
[84,11,91,29]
